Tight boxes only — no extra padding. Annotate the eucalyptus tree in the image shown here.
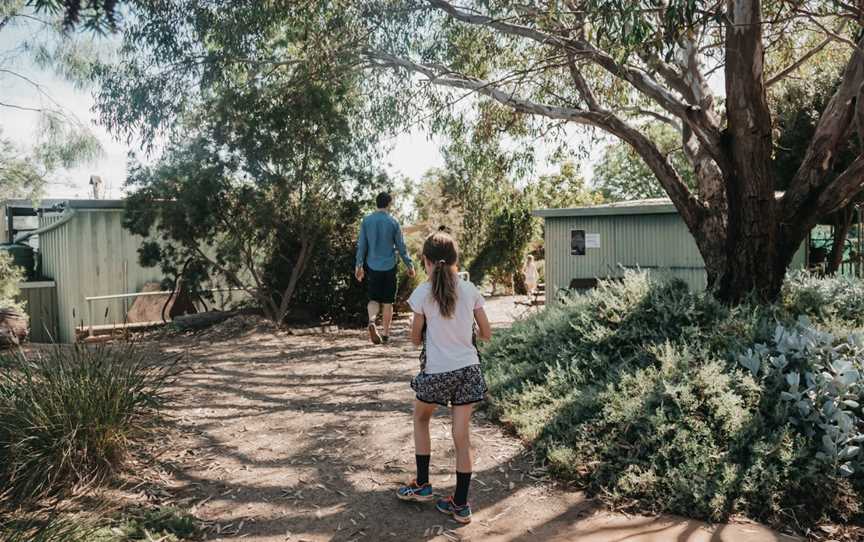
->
[365,0,864,302]
[98,1,388,323]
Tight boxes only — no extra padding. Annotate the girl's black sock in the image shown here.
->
[454,471,472,506]
[416,454,430,486]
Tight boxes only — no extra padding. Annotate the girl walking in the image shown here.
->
[396,232,492,524]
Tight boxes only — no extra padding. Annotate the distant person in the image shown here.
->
[355,192,415,345]
[522,254,539,300]
[396,231,492,525]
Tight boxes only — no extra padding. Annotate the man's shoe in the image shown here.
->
[368,323,382,345]
[381,335,390,345]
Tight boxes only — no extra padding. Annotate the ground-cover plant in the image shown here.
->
[482,272,864,531]
[0,343,178,504]
[89,506,201,541]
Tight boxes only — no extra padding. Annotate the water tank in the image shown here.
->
[0,243,35,280]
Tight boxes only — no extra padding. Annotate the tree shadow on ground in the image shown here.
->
[128,316,798,542]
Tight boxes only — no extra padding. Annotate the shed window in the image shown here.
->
[570,229,586,256]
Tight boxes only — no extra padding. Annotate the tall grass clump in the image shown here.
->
[0,343,177,504]
[482,271,864,531]
[0,505,95,542]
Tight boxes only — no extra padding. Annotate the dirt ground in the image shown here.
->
[143,297,802,542]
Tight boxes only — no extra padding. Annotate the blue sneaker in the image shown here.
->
[396,480,434,502]
[436,496,472,524]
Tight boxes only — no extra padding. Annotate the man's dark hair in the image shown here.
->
[376,192,393,209]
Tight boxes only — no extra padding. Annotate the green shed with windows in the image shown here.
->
[533,198,808,304]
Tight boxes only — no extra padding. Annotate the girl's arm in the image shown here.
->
[473,307,492,341]
[410,312,425,346]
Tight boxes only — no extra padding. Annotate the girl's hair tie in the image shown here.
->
[438,259,446,265]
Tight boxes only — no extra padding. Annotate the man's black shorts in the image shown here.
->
[366,265,398,304]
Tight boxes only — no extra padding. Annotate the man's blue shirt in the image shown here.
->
[356,210,413,271]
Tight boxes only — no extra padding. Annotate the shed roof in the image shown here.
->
[532,198,677,218]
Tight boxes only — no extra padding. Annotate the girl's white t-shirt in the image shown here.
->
[408,279,485,374]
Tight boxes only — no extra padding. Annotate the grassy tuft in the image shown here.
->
[0,343,178,505]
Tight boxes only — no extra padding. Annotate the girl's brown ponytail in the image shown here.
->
[423,232,459,318]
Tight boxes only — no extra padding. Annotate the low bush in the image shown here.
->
[0,343,177,504]
[482,271,863,530]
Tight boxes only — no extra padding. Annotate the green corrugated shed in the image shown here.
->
[38,200,164,342]
[534,198,807,305]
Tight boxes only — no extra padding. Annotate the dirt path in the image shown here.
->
[149,299,801,542]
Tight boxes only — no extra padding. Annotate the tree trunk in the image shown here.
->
[715,0,781,303]
[827,206,856,275]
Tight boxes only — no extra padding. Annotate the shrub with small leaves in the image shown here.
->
[482,271,864,531]
[783,272,864,326]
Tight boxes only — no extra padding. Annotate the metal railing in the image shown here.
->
[84,288,244,337]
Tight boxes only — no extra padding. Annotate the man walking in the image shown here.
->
[356,192,415,344]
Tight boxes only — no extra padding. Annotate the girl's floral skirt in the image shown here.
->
[411,364,487,406]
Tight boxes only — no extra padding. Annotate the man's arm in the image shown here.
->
[355,220,367,281]
[394,221,414,270]
[356,219,367,269]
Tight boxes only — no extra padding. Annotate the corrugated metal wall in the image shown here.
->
[544,212,807,305]
[16,281,58,342]
[39,209,164,342]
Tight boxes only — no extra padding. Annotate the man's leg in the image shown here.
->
[367,301,380,324]
[367,301,381,344]
[381,303,394,339]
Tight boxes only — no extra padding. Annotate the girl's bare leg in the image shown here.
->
[451,404,473,472]
[414,400,437,455]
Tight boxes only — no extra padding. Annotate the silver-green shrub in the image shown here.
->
[739,318,863,478]
[483,271,864,531]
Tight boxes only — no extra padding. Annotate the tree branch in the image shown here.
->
[811,154,864,219]
[782,33,864,223]
[425,0,724,159]
[765,35,834,87]
[368,50,705,231]
[0,101,45,113]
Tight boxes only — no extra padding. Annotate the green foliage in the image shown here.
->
[29,0,121,32]
[482,272,864,529]
[108,1,387,324]
[289,201,370,326]
[523,162,604,210]
[0,253,24,312]
[0,119,101,202]
[467,204,535,288]
[0,344,177,504]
